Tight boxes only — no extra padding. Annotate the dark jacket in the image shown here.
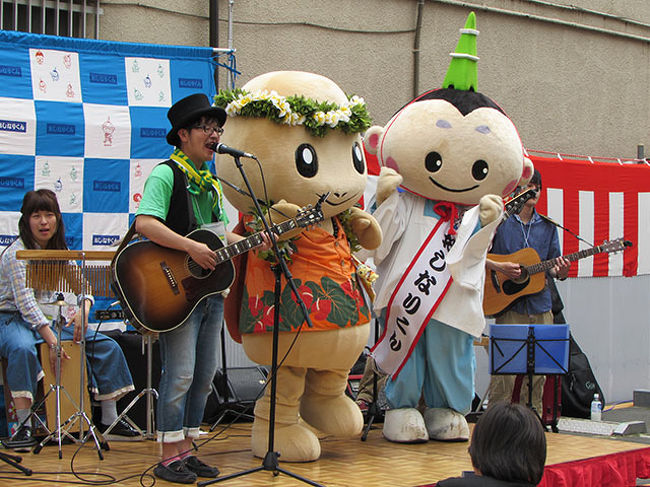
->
[160,160,198,235]
[437,472,537,487]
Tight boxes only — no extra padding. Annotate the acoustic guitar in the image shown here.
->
[483,237,631,316]
[111,205,324,333]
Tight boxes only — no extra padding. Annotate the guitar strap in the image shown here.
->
[110,222,138,267]
[111,159,212,269]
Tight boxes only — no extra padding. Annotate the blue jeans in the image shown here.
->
[0,311,134,402]
[156,295,222,443]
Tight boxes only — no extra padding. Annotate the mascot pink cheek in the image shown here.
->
[502,179,518,197]
[522,164,533,181]
[385,156,400,172]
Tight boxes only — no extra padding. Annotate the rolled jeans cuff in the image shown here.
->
[184,426,201,439]
[156,429,185,444]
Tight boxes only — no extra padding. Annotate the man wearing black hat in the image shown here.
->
[485,169,570,414]
[135,93,244,484]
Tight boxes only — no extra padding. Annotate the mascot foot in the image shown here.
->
[300,394,363,437]
[423,408,469,442]
[382,408,428,443]
[251,419,321,462]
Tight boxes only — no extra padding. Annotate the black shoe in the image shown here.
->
[98,418,142,440]
[5,426,37,452]
[184,455,220,478]
[154,460,197,484]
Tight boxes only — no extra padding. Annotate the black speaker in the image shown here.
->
[203,366,267,423]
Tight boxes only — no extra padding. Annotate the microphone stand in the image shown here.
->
[198,154,325,487]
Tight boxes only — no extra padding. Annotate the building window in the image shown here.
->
[1,0,101,39]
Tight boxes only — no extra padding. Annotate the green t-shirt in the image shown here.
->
[136,163,229,228]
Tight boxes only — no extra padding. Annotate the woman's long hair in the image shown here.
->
[18,189,67,250]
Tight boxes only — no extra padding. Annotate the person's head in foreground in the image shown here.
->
[469,401,547,485]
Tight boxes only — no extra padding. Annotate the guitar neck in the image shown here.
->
[524,244,606,276]
[214,217,298,264]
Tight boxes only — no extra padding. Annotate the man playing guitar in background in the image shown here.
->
[485,169,570,413]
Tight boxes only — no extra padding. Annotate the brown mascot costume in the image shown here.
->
[214,71,382,462]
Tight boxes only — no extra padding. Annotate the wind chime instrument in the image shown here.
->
[16,249,115,297]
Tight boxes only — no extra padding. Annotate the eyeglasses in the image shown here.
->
[194,125,224,136]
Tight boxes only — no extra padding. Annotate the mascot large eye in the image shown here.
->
[352,142,365,174]
[425,151,443,173]
[295,144,318,178]
[472,159,489,181]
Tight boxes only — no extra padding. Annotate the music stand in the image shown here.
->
[489,324,569,429]
[99,332,156,439]
[93,303,154,440]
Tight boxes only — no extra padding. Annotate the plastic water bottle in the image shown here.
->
[590,393,602,421]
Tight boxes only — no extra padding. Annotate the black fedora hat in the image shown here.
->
[166,93,226,146]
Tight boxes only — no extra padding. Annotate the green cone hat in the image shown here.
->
[442,11,479,92]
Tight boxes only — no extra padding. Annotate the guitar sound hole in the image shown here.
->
[187,258,211,278]
[511,268,529,285]
[502,270,530,295]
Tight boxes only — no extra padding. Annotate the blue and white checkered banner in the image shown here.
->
[0,30,223,318]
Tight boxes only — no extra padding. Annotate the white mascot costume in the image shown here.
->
[363,12,534,443]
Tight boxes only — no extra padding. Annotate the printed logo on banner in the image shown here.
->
[129,106,170,159]
[83,104,132,158]
[0,65,22,77]
[0,97,36,155]
[129,159,160,213]
[83,212,129,252]
[29,49,82,103]
[0,211,20,248]
[125,58,171,107]
[34,101,85,157]
[34,156,84,213]
[178,78,203,89]
[83,158,129,214]
[0,155,36,211]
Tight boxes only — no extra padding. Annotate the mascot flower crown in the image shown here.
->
[213,89,371,137]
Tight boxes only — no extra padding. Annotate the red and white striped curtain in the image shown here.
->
[532,154,649,278]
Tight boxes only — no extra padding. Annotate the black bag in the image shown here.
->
[561,333,605,418]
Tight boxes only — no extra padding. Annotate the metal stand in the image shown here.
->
[490,325,569,433]
[209,325,254,431]
[361,318,384,441]
[34,257,107,459]
[30,296,79,458]
[100,333,157,439]
[198,154,325,487]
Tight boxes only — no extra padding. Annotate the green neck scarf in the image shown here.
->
[170,148,224,216]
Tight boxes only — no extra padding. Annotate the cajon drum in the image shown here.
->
[38,341,92,432]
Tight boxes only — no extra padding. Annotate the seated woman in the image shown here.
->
[0,189,137,450]
[437,401,547,486]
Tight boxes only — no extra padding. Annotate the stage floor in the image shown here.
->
[2,421,650,487]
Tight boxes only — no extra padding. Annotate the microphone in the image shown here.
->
[211,142,256,159]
